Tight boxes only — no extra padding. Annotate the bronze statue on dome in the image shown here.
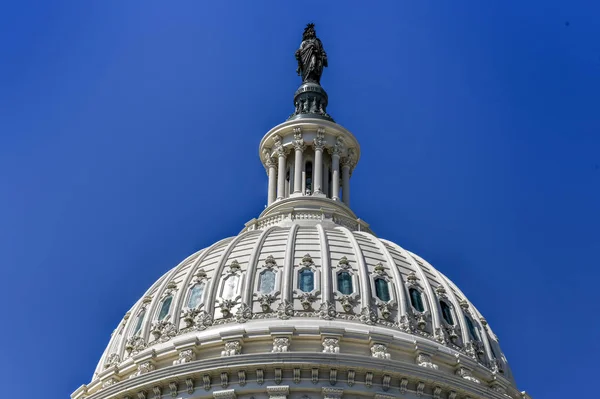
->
[295,23,328,84]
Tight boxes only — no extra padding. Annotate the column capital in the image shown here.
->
[313,129,326,151]
[273,135,289,158]
[292,129,306,152]
[265,157,277,169]
[328,136,344,157]
[341,147,357,169]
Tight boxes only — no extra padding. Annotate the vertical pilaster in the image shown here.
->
[292,128,305,194]
[313,128,326,194]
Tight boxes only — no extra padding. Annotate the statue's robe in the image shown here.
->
[297,38,327,82]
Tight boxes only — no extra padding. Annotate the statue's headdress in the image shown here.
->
[303,23,316,40]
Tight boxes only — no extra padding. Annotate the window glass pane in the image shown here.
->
[299,269,314,292]
[337,272,353,295]
[187,283,205,308]
[409,288,424,312]
[305,162,313,192]
[133,310,145,335]
[222,275,239,299]
[466,316,480,341]
[489,340,498,359]
[158,296,172,321]
[375,278,390,301]
[440,301,454,325]
[259,270,276,293]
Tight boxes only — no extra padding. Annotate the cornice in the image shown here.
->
[81,352,518,399]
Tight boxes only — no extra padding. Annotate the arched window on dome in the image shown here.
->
[258,269,276,294]
[158,296,172,321]
[187,282,205,309]
[305,161,313,193]
[374,278,391,302]
[465,315,481,341]
[440,300,454,325]
[133,310,145,336]
[409,288,425,312]
[337,271,353,295]
[222,275,240,300]
[298,268,314,292]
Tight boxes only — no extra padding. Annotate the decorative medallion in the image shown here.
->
[319,300,337,320]
[235,303,252,323]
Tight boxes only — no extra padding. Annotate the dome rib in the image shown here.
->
[434,264,512,381]
[423,254,471,345]
[204,231,259,315]
[138,257,185,341]
[241,225,278,305]
[315,223,332,305]
[281,225,299,302]
[359,232,410,319]
[336,226,372,312]
[111,256,180,363]
[171,237,233,330]
[384,241,442,332]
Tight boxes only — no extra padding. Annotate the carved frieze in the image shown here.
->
[416,353,438,370]
[319,300,337,320]
[456,367,480,384]
[221,340,241,357]
[130,361,155,379]
[104,353,120,369]
[173,349,195,365]
[371,343,391,359]
[150,320,177,342]
[235,303,252,323]
[272,337,290,353]
[277,300,294,320]
[322,337,340,353]
[322,387,343,399]
[125,335,146,356]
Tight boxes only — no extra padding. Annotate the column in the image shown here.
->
[277,152,286,200]
[313,129,325,194]
[323,162,330,198]
[329,137,343,201]
[341,147,355,206]
[267,158,277,205]
[292,129,305,194]
[331,153,340,201]
[274,135,287,200]
[341,161,350,206]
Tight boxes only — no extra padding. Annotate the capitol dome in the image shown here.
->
[73,24,530,399]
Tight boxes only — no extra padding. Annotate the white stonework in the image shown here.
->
[71,31,531,399]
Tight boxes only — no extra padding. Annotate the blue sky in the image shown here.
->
[1,1,599,398]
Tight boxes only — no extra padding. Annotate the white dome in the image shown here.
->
[78,217,517,399]
[73,25,530,399]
